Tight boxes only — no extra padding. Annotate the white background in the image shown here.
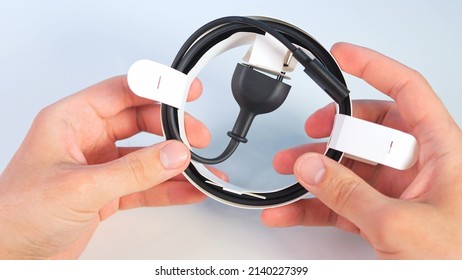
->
[1,0,461,259]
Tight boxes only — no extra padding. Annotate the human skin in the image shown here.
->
[2,42,461,260]
[0,77,209,259]
[262,42,462,259]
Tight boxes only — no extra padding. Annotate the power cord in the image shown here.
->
[161,16,351,207]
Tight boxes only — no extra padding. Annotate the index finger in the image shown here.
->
[74,75,202,119]
[331,42,452,130]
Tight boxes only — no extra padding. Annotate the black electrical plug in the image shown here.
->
[227,63,291,143]
[191,54,348,166]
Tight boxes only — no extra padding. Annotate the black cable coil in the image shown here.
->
[161,16,351,207]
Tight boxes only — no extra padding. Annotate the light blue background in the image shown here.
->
[1,0,461,259]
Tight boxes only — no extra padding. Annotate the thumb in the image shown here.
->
[294,153,390,230]
[84,140,190,206]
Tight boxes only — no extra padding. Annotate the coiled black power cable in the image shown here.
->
[161,16,351,207]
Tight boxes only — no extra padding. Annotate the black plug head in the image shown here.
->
[227,63,291,143]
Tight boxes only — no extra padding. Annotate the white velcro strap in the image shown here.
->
[127,59,189,109]
[328,114,419,170]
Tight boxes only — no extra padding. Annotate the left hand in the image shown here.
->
[0,76,209,259]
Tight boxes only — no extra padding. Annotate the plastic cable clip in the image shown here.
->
[127,59,189,109]
[328,114,419,170]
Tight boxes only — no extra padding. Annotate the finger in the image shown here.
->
[261,198,359,233]
[117,146,142,157]
[304,102,336,139]
[306,100,394,138]
[74,76,153,119]
[81,140,191,206]
[118,180,207,209]
[74,76,203,119]
[186,78,203,102]
[293,152,394,233]
[331,42,452,130]
[183,112,212,149]
[203,165,230,182]
[272,141,404,196]
[274,100,394,174]
[117,144,189,185]
[117,147,228,183]
[106,105,211,148]
[273,142,327,174]
[118,147,185,181]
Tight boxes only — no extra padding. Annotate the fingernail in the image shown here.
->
[160,141,189,169]
[296,154,326,186]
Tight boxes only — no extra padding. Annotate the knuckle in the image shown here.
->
[409,68,431,89]
[378,206,407,230]
[392,68,429,96]
[33,105,57,126]
[409,68,426,82]
[123,153,149,186]
[330,176,362,213]
[326,208,339,226]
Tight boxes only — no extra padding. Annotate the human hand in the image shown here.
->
[0,76,209,259]
[262,42,462,259]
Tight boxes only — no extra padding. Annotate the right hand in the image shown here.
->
[262,42,462,259]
